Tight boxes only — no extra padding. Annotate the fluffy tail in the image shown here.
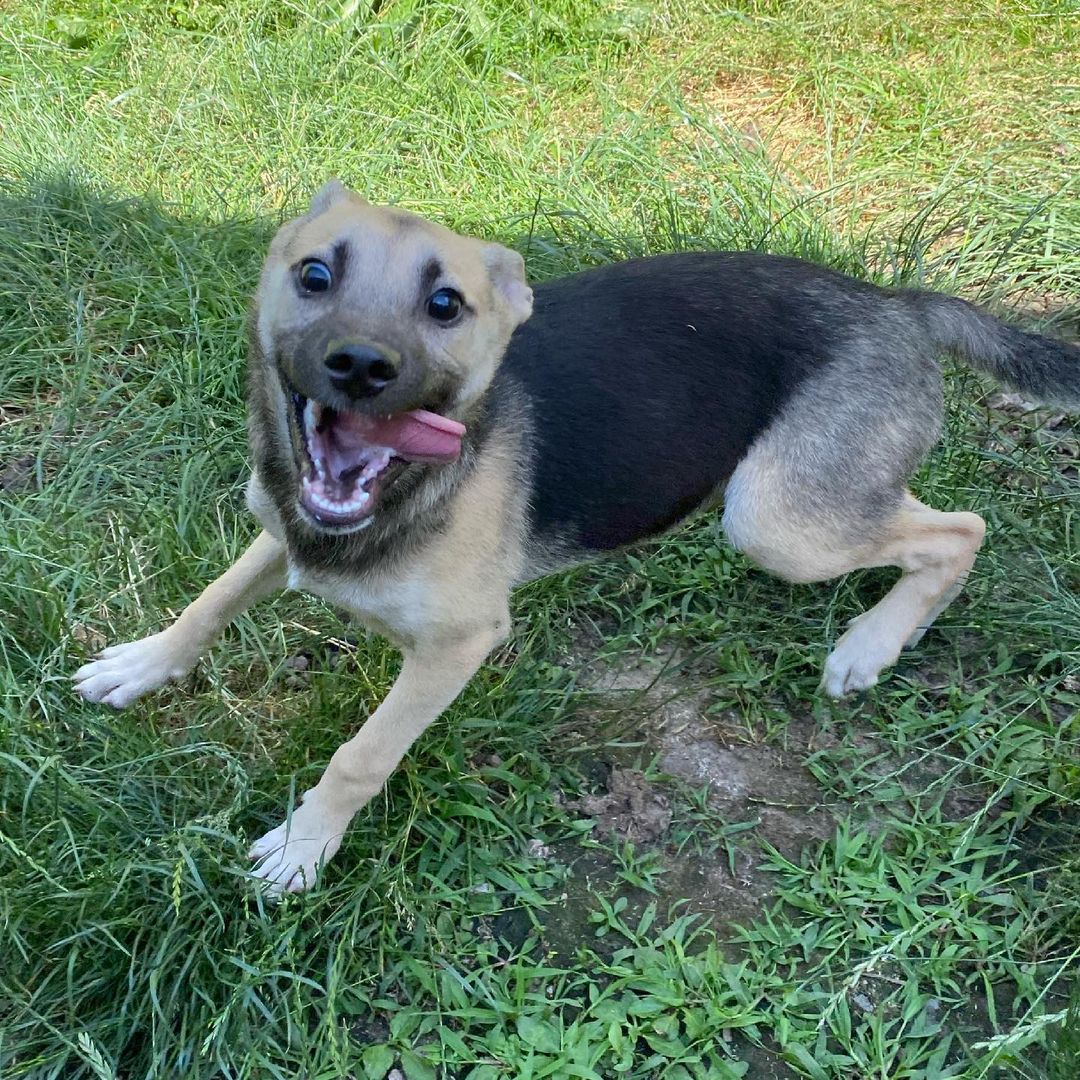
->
[902,291,1080,406]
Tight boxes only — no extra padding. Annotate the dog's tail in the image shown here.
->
[902,291,1080,406]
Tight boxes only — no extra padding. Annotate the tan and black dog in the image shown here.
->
[73,179,1079,893]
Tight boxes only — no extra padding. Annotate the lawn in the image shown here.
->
[1,1,1078,1077]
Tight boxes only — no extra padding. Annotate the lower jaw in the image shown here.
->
[298,507,376,533]
[299,502,374,530]
[293,460,410,533]
[302,477,371,518]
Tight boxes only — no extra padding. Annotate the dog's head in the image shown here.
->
[251,179,533,533]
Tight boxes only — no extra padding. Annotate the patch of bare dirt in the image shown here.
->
[570,643,846,840]
[557,643,1008,933]
[677,69,826,179]
[565,766,672,844]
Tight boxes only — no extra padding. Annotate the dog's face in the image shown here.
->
[252,179,533,533]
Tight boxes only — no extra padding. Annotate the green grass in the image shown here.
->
[1,1,1078,1077]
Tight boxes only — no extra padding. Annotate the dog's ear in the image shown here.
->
[483,243,533,326]
[309,177,350,215]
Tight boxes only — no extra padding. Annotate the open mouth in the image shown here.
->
[285,385,465,529]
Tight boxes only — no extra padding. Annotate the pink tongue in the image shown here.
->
[334,409,465,463]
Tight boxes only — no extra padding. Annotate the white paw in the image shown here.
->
[248,797,349,896]
[72,631,197,709]
[821,620,900,699]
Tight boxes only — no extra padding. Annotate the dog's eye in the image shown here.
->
[426,287,463,323]
[299,259,332,293]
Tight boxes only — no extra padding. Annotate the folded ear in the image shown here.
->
[309,177,351,215]
[483,243,533,326]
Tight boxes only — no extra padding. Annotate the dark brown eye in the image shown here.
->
[426,287,463,323]
[299,259,332,293]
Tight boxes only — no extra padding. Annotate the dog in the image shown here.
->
[72,179,1080,894]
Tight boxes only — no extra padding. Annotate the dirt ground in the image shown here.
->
[553,646,848,924]
[503,640,1013,1077]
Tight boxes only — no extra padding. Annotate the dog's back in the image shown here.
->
[496,251,1072,559]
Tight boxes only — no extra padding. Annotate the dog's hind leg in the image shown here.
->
[72,529,287,708]
[817,496,984,695]
[725,470,984,697]
[722,340,985,697]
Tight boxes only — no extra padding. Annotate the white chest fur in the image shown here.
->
[287,559,434,649]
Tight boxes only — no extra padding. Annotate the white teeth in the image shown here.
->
[296,408,392,521]
[301,475,370,517]
[360,449,392,481]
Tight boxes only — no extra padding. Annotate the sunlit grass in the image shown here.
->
[0,1,1077,1077]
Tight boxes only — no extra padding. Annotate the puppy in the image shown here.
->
[74,179,1080,893]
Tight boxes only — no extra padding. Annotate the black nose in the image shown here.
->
[324,344,399,399]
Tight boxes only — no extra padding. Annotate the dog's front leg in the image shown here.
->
[73,530,287,708]
[248,626,504,895]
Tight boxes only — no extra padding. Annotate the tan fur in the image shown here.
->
[287,428,524,650]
